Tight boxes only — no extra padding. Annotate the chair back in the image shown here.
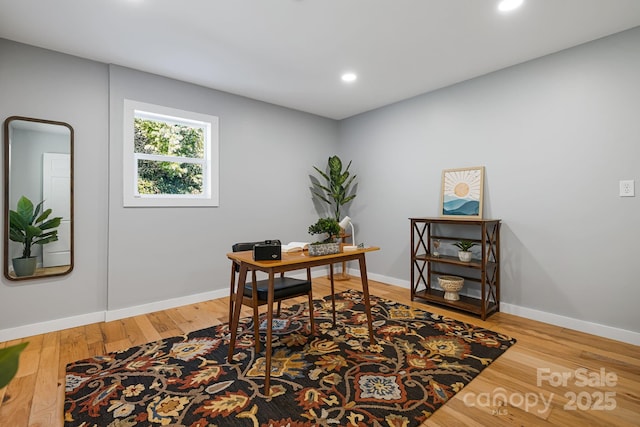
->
[232,240,281,253]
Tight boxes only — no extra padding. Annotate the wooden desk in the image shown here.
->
[226,246,380,394]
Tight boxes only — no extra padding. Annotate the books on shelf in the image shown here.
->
[281,242,310,253]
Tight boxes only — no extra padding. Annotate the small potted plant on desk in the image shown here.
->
[9,195,62,277]
[308,217,341,256]
[454,240,477,262]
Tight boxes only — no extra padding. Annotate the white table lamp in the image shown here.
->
[339,216,357,250]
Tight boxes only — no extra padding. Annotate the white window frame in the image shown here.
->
[123,99,219,207]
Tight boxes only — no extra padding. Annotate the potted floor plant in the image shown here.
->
[312,155,357,221]
[454,240,477,262]
[9,196,62,277]
[307,217,341,256]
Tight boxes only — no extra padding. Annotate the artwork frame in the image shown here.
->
[440,166,485,218]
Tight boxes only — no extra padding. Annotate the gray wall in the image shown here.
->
[0,39,109,327]
[338,26,640,333]
[107,65,338,311]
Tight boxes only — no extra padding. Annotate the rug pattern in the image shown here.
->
[64,290,516,426]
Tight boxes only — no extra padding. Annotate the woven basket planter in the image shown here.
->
[438,275,464,301]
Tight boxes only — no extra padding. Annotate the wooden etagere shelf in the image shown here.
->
[410,217,501,320]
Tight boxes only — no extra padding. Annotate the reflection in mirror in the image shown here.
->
[3,116,74,280]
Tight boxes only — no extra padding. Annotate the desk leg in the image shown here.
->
[358,254,375,345]
[227,263,248,362]
[228,263,236,326]
[251,271,261,354]
[329,263,336,326]
[264,272,275,395]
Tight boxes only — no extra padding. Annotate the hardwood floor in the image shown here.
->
[1,278,638,426]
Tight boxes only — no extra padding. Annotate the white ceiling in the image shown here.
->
[1,0,640,120]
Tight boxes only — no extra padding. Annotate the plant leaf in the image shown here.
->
[9,228,26,243]
[16,196,34,221]
[0,342,28,389]
[341,195,356,204]
[34,208,52,224]
[312,166,330,183]
[31,200,45,224]
[39,217,62,231]
[26,225,42,239]
[34,235,59,245]
[9,210,28,231]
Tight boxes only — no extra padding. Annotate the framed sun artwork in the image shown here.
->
[440,166,485,218]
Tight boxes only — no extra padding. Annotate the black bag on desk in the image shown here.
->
[253,240,282,261]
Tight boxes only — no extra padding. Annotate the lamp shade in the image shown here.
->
[338,216,351,229]
[339,216,356,247]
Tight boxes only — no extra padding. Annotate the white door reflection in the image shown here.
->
[42,153,71,267]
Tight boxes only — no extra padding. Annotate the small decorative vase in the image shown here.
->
[458,251,472,262]
[12,257,37,277]
[438,276,464,301]
[308,242,340,256]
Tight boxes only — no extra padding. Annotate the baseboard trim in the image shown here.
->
[105,288,230,322]
[499,303,640,346]
[2,273,638,346]
[0,311,106,342]
[348,268,640,346]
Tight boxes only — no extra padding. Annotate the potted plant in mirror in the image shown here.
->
[9,196,62,277]
[454,240,477,262]
[307,217,341,256]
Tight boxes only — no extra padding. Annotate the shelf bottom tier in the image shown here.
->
[412,288,498,319]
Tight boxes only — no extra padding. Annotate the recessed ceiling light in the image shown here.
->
[341,73,357,83]
[498,0,523,12]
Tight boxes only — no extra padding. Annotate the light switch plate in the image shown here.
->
[620,180,635,197]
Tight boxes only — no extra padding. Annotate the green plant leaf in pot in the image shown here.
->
[454,240,477,252]
[0,342,28,389]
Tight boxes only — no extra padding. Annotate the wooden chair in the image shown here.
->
[229,240,314,352]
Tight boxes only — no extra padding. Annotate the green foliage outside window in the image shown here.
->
[134,118,204,195]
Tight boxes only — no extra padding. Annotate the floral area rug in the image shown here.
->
[64,290,516,426]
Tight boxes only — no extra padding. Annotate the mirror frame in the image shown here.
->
[3,116,74,281]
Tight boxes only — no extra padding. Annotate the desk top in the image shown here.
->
[409,217,500,224]
[227,246,380,268]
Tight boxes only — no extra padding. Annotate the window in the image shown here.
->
[123,100,219,207]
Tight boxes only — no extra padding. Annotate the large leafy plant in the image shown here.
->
[9,196,61,259]
[312,155,357,221]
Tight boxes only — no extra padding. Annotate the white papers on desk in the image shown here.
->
[281,242,310,253]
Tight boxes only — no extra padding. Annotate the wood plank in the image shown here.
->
[146,310,184,339]
[83,322,105,357]
[133,314,164,343]
[28,331,61,427]
[0,373,36,427]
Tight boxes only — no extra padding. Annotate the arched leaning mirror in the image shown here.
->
[3,116,74,280]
